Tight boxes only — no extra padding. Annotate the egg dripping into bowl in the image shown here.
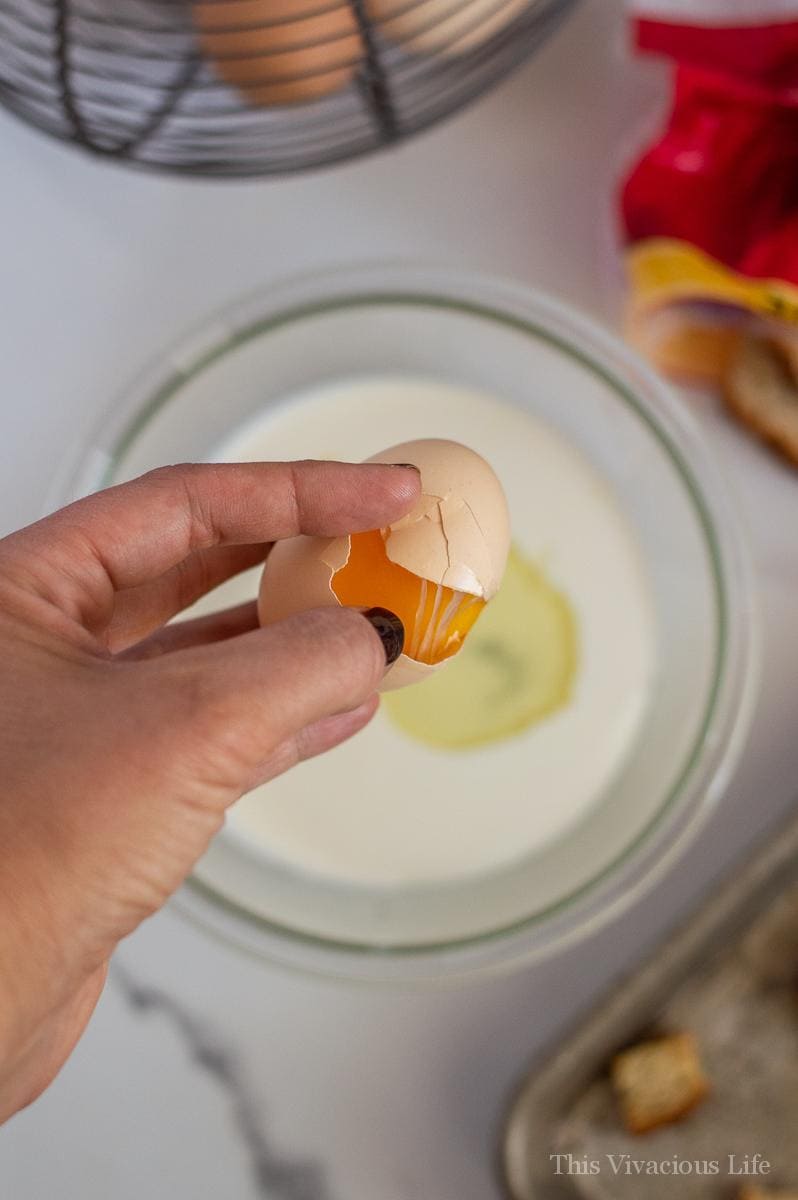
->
[258,439,511,689]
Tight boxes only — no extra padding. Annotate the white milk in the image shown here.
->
[187,376,657,888]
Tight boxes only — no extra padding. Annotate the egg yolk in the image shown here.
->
[331,529,485,665]
[384,544,578,750]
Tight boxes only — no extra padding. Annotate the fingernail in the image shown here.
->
[363,607,404,666]
[389,462,420,472]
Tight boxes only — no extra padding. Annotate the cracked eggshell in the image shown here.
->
[258,438,510,691]
[366,439,509,600]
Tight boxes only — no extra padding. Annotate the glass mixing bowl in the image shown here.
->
[54,265,758,981]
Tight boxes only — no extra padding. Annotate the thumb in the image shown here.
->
[147,605,404,789]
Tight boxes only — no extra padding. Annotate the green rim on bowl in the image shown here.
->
[55,265,758,981]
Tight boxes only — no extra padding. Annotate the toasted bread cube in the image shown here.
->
[724,336,798,468]
[739,1190,798,1200]
[610,1032,710,1135]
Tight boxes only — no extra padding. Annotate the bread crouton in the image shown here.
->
[610,1032,710,1135]
[724,335,798,466]
[738,1189,798,1200]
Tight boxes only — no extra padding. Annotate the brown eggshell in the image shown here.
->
[367,438,509,599]
[258,438,510,691]
[194,0,362,107]
[258,532,436,691]
[367,0,528,57]
[257,534,346,623]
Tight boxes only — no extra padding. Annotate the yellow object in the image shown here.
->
[259,438,510,691]
[384,545,577,749]
[627,238,798,325]
[625,238,798,386]
[332,529,485,665]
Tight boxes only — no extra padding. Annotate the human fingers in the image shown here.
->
[107,543,265,652]
[149,605,403,789]
[244,695,380,791]
[0,963,107,1124]
[0,462,420,636]
[120,601,260,660]
[38,611,397,928]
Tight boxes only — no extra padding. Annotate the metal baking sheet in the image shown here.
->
[501,805,798,1200]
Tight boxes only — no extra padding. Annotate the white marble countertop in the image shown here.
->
[2,2,797,1196]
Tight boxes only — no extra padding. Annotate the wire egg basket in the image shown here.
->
[0,0,576,177]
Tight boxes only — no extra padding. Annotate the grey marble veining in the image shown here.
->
[111,963,336,1200]
[3,1,798,1195]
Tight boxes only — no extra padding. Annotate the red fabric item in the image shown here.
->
[635,18,798,92]
[740,209,798,283]
[622,15,798,286]
[621,67,798,277]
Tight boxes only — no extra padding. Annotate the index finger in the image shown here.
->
[2,461,420,626]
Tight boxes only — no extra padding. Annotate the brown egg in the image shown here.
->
[367,0,528,57]
[194,0,363,106]
[258,439,511,691]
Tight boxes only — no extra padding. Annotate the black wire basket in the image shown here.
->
[0,0,577,177]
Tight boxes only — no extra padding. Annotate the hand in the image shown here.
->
[0,460,418,1122]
